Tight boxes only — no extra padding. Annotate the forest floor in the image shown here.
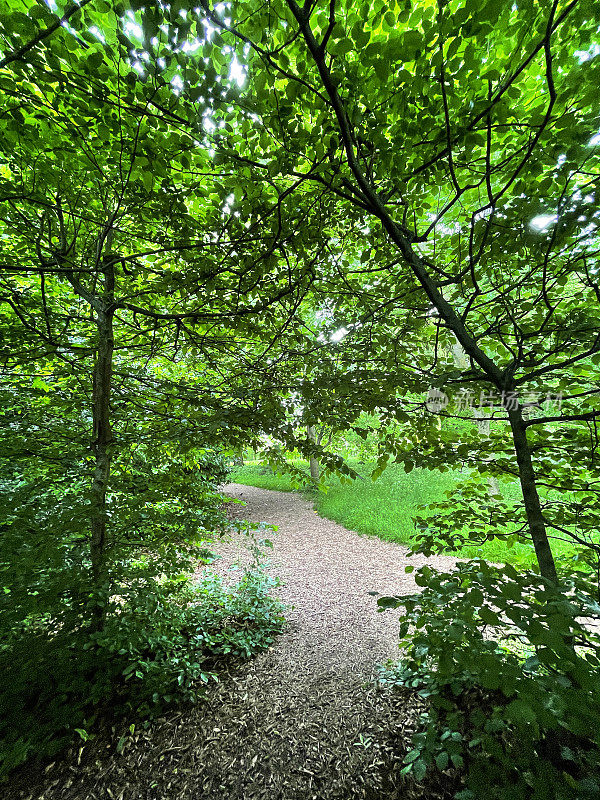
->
[10,484,458,800]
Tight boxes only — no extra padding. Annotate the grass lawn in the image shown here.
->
[229,460,575,569]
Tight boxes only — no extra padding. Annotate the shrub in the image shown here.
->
[97,565,284,713]
[0,543,283,780]
[377,560,600,799]
[0,441,244,779]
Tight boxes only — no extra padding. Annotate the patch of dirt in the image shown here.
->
[8,483,457,800]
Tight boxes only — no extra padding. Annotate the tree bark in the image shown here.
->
[89,261,115,630]
[508,406,557,581]
[307,424,320,482]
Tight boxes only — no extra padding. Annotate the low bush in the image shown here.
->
[0,557,284,780]
[377,560,600,799]
[0,441,256,778]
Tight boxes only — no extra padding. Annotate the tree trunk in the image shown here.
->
[307,425,320,482]
[508,406,557,582]
[451,340,499,495]
[89,262,115,630]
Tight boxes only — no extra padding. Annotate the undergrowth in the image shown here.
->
[377,560,600,799]
[0,544,284,780]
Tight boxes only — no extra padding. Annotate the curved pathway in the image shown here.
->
[13,484,456,800]
[221,483,454,678]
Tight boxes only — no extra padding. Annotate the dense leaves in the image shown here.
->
[378,561,600,799]
[0,0,300,773]
[0,537,284,779]
[1,0,600,793]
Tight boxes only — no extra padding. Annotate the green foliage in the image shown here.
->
[0,549,284,780]
[0,0,299,781]
[0,431,280,779]
[2,0,600,794]
[329,414,382,463]
[378,561,600,799]
[97,565,284,712]
[380,411,600,582]
[0,442,230,636]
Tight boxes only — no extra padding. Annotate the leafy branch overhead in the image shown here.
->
[1,0,600,794]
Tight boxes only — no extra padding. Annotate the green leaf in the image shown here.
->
[374,59,389,82]
[87,51,104,70]
[505,699,538,725]
[403,748,421,764]
[413,758,428,781]
[478,606,500,626]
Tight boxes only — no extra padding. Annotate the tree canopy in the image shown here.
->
[1,0,600,792]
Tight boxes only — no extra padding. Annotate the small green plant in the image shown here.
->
[0,546,284,780]
[377,560,600,799]
[96,565,284,712]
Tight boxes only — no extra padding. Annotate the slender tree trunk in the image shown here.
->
[307,424,320,482]
[89,262,115,630]
[508,406,557,582]
[452,339,498,495]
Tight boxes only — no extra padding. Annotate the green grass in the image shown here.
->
[230,462,304,492]
[229,460,575,568]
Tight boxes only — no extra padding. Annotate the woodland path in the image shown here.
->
[14,483,456,800]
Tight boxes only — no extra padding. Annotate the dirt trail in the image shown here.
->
[221,483,455,678]
[14,484,456,800]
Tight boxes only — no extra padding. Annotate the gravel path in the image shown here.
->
[222,483,455,677]
[12,484,457,800]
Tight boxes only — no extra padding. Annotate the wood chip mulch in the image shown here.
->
[7,483,458,800]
